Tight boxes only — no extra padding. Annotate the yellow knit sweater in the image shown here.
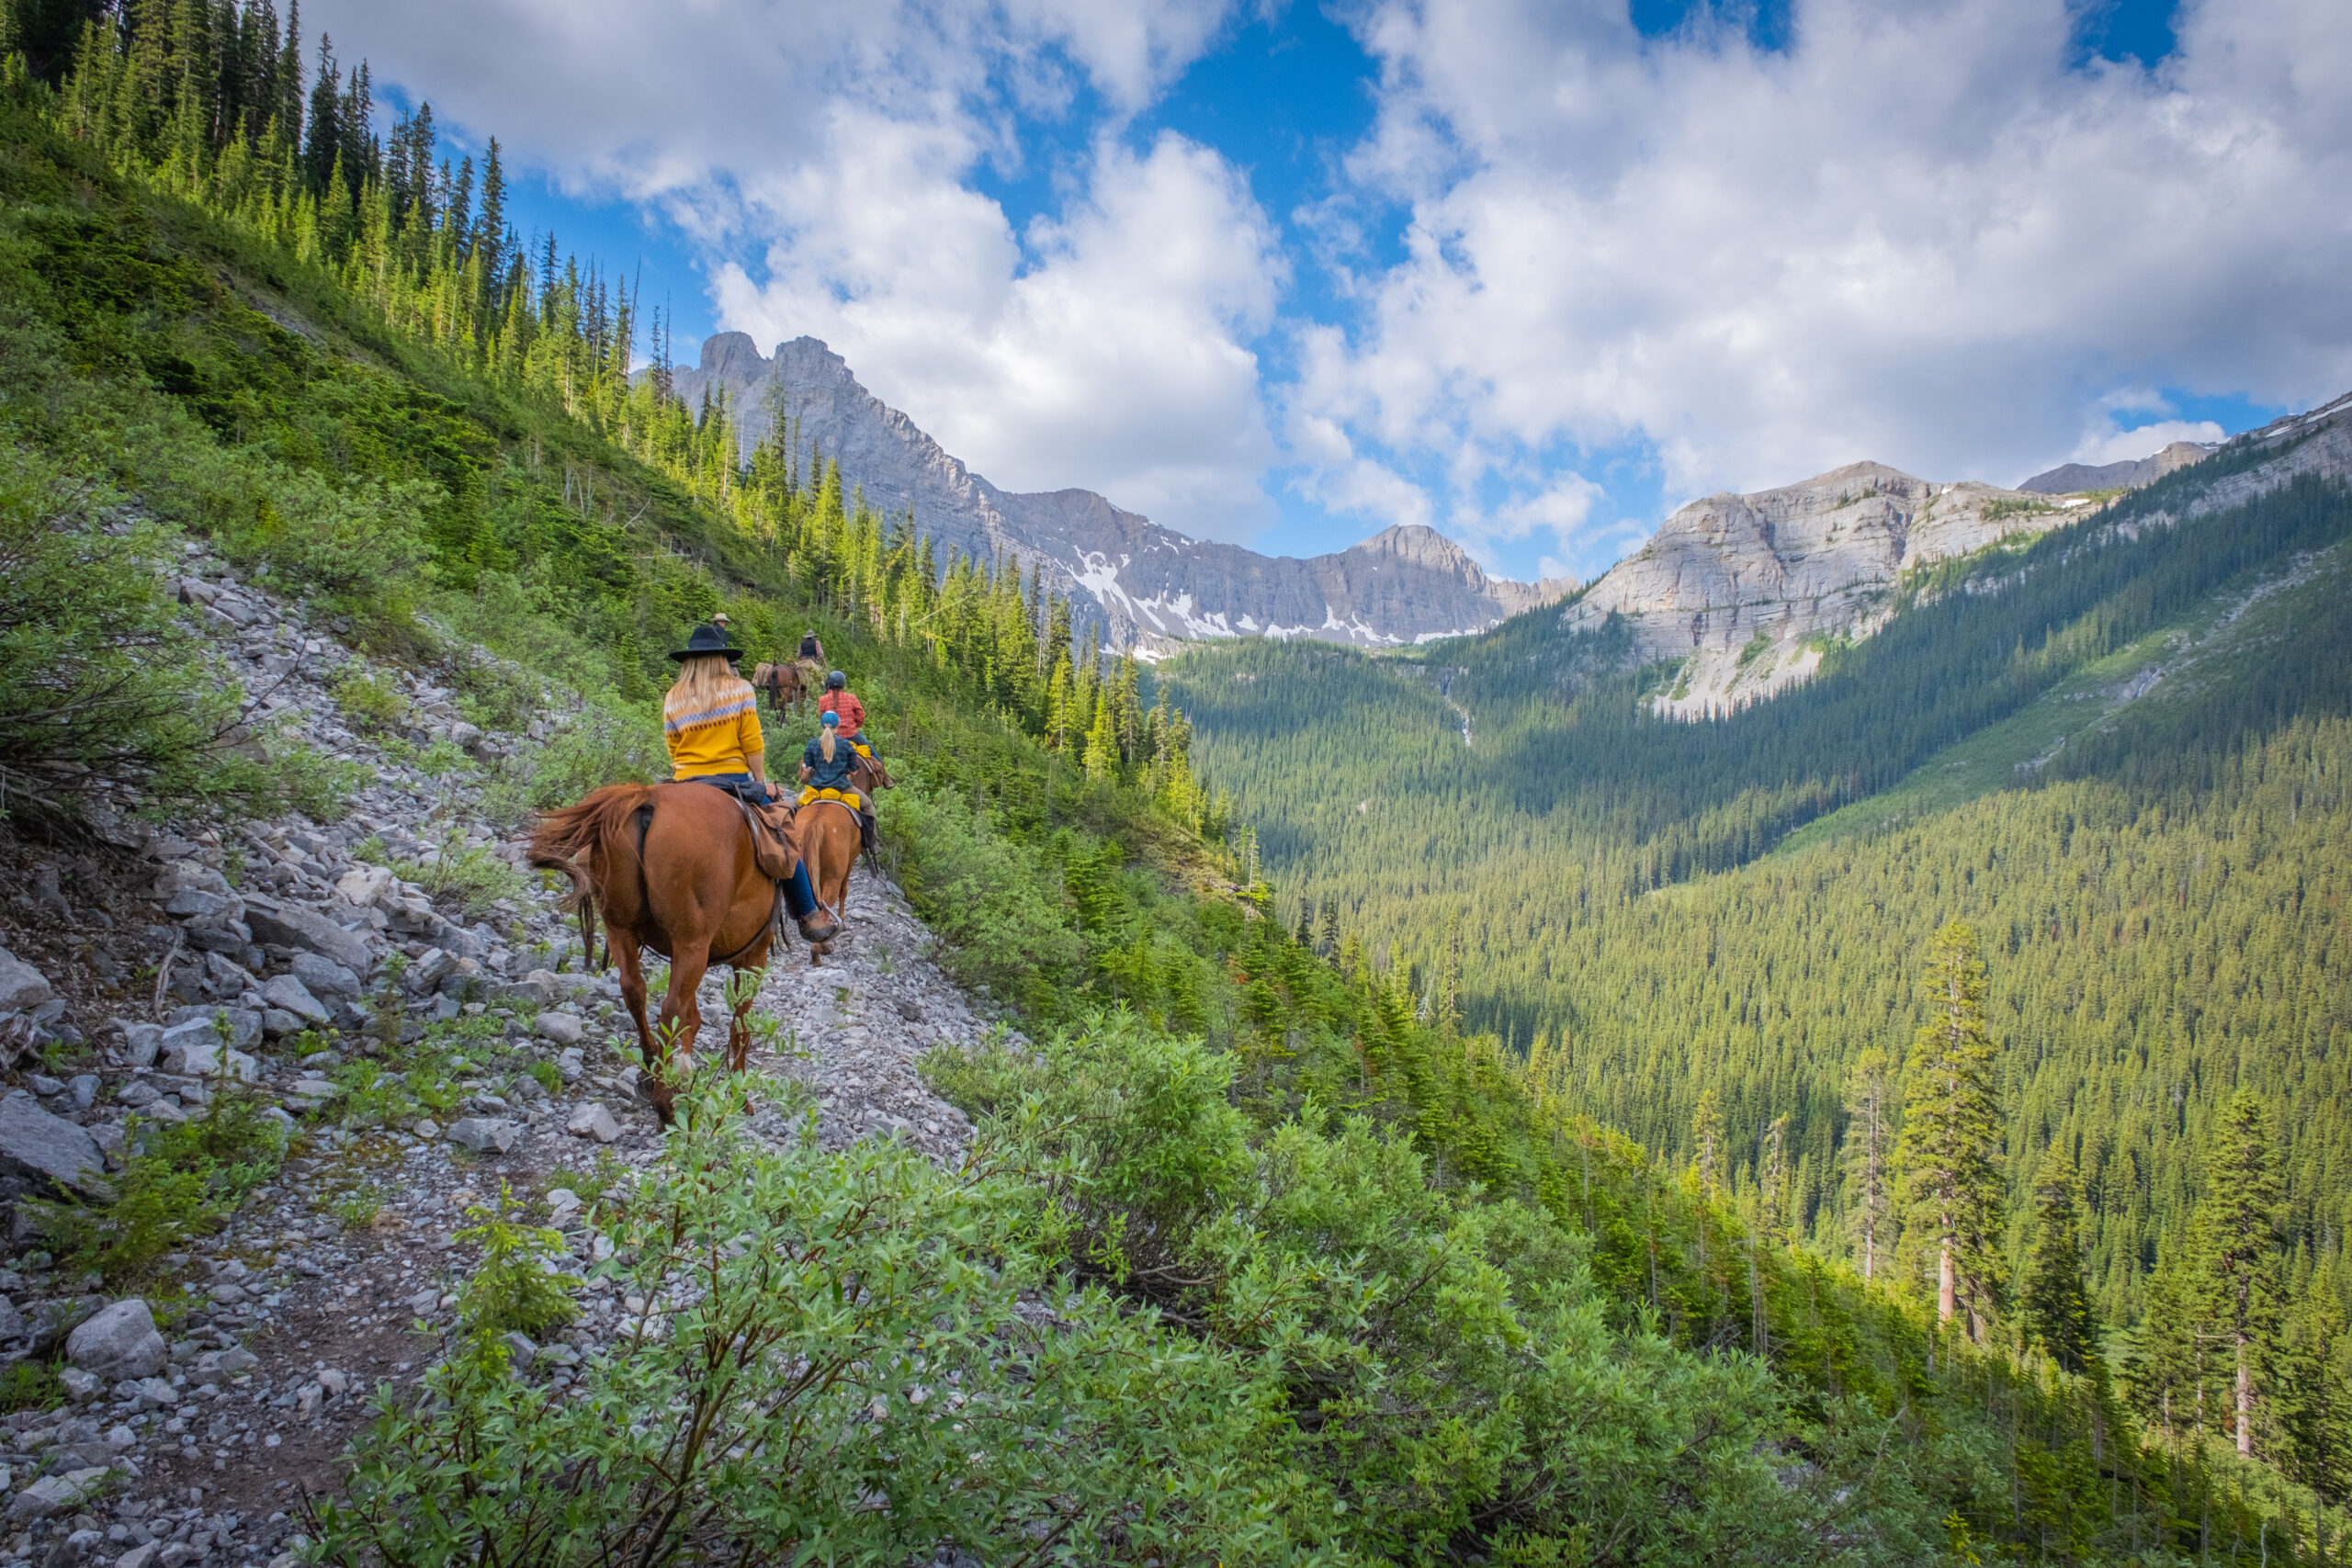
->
[663,680,764,779]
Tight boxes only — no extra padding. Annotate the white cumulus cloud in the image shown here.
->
[1300,0,2352,558]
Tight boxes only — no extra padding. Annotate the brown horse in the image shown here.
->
[750,660,804,716]
[797,751,892,965]
[528,782,804,1123]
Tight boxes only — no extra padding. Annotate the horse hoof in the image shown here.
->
[798,919,841,945]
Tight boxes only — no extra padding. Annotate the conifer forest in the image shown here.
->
[0,2,2345,1563]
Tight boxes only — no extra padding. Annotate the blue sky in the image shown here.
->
[322,0,2346,582]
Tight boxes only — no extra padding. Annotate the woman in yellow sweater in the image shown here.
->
[663,624,834,942]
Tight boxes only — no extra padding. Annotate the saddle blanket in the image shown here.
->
[797,786,865,809]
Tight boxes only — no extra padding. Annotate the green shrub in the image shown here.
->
[0,1363,62,1413]
[317,1072,1325,1567]
[881,780,1082,1010]
[480,697,666,826]
[34,1080,287,1285]
[452,1183,577,1337]
[929,1012,1953,1564]
[331,668,408,733]
[0,445,233,818]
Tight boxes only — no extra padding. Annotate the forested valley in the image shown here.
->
[0,1,2344,1561]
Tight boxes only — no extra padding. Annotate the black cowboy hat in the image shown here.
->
[669,624,746,663]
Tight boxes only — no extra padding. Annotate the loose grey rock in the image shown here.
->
[536,1011,583,1046]
[290,950,362,999]
[0,1091,110,1199]
[164,886,239,920]
[0,943,52,1013]
[4,1464,108,1520]
[405,948,456,995]
[66,1298,166,1382]
[113,1020,163,1068]
[333,863,395,908]
[565,1102,622,1144]
[260,974,331,1023]
[245,903,373,972]
[500,1331,536,1370]
[556,1047,584,1083]
[57,1366,101,1400]
[447,1116,521,1154]
[157,1021,258,1082]
[67,1073,97,1111]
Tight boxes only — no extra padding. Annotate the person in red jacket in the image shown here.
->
[818,670,865,739]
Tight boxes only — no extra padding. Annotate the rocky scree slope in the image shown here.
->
[1563,393,2352,718]
[0,547,1001,1567]
[663,333,1574,657]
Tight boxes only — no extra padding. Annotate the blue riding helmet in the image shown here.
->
[820,711,839,728]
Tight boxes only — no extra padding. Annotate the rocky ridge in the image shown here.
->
[1559,391,2352,717]
[2018,440,2216,496]
[0,549,998,1566]
[662,334,1574,657]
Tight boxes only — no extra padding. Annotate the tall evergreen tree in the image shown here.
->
[1840,1047,1892,1281]
[1691,1087,1725,1199]
[2193,1088,2286,1459]
[1894,922,2005,1339]
[2019,1145,2096,1373]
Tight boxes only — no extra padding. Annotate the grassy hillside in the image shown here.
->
[4,39,2343,1562]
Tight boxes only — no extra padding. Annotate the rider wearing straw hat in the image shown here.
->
[664,624,837,943]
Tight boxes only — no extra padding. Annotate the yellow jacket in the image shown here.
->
[664,681,764,779]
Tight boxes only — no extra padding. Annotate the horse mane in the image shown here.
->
[528,783,660,946]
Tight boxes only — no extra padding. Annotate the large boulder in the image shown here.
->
[290,951,361,999]
[6,1466,110,1521]
[446,1117,520,1155]
[333,863,395,908]
[64,1298,166,1382]
[0,1091,109,1199]
[157,1018,259,1081]
[0,944,54,1014]
[259,974,331,1024]
[244,902,374,973]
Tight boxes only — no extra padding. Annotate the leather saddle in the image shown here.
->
[690,778,801,880]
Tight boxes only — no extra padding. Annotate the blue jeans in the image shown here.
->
[690,774,820,919]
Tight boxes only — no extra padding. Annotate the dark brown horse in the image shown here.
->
[750,660,804,716]
[797,751,892,965]
[528,783,804,1123]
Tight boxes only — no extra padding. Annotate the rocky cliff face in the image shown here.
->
[663,334,1574,657]
[2018,440,2216,495]
[1563,462,2085,716]
[1565,389,2352,717]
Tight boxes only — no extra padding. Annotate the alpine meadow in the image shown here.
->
[0,3,2344,1568]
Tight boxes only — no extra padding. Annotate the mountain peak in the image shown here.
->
[658,333,1571,653]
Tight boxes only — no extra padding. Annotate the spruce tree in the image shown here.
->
[1840,1047,1892,1281]
[1691,1087,1724,1199]
[1893,921,2005,1339]
[2018,1145,2095,1373]
[2193,1087,2285,1459]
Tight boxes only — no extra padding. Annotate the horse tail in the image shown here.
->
[528,783,659,973]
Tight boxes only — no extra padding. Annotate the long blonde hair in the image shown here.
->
[820,725,838,762]
[662,655,752,734]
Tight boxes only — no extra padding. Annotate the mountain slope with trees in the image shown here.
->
[0,8,2345,1561]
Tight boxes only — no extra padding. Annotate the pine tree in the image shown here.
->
[2275,1269,2349,1502]
[1840,1046,1892,1281]
[1893,922,2005,1339]
[2193,1088,2286,1459]
[2019,1145,2096,1373]
[1757,1113,1788,1241]
[1691,1087,1724,1200]
[1316,897,1340,958]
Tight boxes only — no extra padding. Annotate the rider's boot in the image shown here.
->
[783,862,840,944]
[859,811,878,856]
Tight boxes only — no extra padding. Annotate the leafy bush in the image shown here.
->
[480,697,666,826]
[318,1074,1322,1566]
[35,1077,287,1284]
[452,1184,577,1337]
[0,446,234,817]
[930,1012,1953,1564]
[881,780,1082,1010]
[331,668,408,733]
